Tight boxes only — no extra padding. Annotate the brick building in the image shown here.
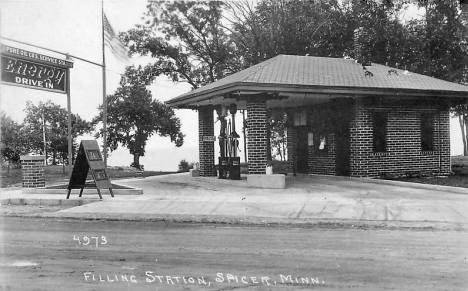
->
[166,55,468,178]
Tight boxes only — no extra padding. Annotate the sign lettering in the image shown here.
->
[203,136,216,142]
[1,55,67,93]
[1,44,73,68]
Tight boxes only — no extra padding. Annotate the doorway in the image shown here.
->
[296,127,309,173]
[334,99,353,176]
[335,125,350,176]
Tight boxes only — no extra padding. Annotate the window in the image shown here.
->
[294,109,307,126]
[372,112,387,152]
[421,113,434,151]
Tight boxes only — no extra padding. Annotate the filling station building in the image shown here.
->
[165,55,468,178]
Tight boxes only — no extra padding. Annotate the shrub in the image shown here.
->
[178,159,194,172]
[130,163,144,171]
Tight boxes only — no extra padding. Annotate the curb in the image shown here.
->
[354,177,468,194]
[192,175,248,187]
[308,174,468,194]
[1,198,99,206]
[27,212,467,230]
[21,182,143,195]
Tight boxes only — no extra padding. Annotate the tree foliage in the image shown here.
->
[22,101,92,164]
[227,0,352,66]
[124,0,468,157]
[94,66,184,170]
[1,112,24,168]
[122,1,239,89]
[269,110,287,161]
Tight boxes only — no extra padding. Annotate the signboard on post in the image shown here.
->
[0,44,73,94]
[203,136,216,142]
[1,43,75,176]
[67,140,113,200]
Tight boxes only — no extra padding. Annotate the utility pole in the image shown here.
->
[42,108,47,166]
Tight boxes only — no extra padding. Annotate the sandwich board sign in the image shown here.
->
[66,140,113,199]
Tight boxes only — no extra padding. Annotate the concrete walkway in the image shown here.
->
[2,173,468,228]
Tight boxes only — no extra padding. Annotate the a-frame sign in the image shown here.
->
[66,140,114,199]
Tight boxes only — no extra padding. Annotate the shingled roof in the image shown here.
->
[166,54,468,107]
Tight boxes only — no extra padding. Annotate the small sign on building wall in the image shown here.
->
[308,133,314,146]
[203,136,216,142]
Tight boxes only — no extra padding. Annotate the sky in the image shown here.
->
[0,0,200,171]
[0,0,465,172]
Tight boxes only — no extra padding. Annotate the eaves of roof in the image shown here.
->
[166,55,468,107]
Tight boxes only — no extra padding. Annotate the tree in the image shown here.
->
[23,101,92,164]
[1,112,25,170]
[93,66,184,170]
[269,110,287,161]
[233,0,468,155]
[227,0,351,67]
[123,0,468,157]
[121,1,240,90]
[409,0,468,154]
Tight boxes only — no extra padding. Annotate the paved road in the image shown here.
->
[1,217,467,291]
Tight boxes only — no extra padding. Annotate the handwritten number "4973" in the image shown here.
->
[73,235,107,247]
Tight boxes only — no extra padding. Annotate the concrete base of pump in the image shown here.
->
[247,174,286,189]
[189,169,200,177]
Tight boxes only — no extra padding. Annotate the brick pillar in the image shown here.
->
[20,155,46,188]
[247,100,268,174]
[286,112,296,174]
[436,109,451,175]
[198,107,216,177]
[349,102,369,177]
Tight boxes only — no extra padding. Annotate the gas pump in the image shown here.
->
[228,104,241,180]
[216,106,228,179]
[216,104,241,180]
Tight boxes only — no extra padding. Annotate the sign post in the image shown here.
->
[66,66,72,177]
[67,140,114,200]
[1,44,74,173]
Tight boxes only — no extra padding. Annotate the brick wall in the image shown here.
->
[286,111,297,174]
[20,155,45,188]
[286,126,295,174]
[305,103,338,175]
[198,107,216,177]
[349,103,451,178]
[308,133,336,175]
[247,100,268,174]
[287,106,338,176]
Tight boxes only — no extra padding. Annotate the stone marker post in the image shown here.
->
[20,155,46,188]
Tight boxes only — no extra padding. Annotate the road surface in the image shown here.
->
[0,217,467,291]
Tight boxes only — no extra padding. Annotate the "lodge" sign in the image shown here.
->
[1,45,72,94]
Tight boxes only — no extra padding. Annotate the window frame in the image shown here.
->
[372,112,388,153]
[420,113,435,152]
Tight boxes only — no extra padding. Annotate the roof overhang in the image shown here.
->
[166,82,468,109]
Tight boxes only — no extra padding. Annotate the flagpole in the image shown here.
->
[101,0,108,168]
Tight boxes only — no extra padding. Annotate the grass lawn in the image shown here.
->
[0,165,176,188]
[384,155,468,188]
